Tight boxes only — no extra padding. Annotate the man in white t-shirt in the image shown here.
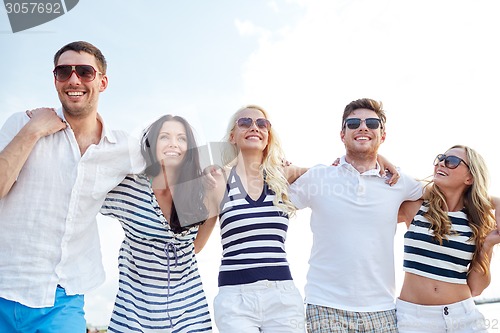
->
[289,98,422,332]
[0,41,144,332]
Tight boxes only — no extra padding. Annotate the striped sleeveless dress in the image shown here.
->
[218,168,292,287]
[101,174,212,333]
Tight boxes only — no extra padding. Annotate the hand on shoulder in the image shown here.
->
[25,107,66,137]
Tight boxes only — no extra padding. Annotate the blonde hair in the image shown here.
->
[222,105,296,216]
[424,145,496,274]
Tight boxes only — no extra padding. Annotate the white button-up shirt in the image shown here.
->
[0,109,145,308]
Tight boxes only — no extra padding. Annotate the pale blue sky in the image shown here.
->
[0,1,304,140]
[1,1,500,329]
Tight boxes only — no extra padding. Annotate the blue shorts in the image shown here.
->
[0,286,86,333]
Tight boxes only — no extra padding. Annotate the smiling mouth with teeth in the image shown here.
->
[67,92,84,96]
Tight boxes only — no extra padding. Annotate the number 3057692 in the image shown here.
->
[5,2,61,14]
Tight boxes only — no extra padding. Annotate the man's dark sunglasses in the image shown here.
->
[53,65,101,82]
[343,117,383,130]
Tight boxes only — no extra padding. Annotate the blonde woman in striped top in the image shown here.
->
[397,145,500,332]
[208,105,309,333]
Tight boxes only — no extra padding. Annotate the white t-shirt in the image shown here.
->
[289,158,422,312]
[0,110,145,308]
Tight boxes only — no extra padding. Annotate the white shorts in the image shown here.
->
[396,298,488,333]
[214,280,306,333]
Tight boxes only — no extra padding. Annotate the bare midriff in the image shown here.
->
[399,272,472,305]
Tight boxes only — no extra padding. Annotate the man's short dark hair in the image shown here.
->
[342,98,386,131]
[53,41,107,74]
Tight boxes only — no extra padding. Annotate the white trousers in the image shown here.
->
[214,280,306,333]
[396,298,488,333]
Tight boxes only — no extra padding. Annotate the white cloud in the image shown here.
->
[235,18,262,36]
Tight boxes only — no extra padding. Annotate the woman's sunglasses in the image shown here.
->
[236,117,271,131]
[53,65,101,82]
[433,154,470,169]
[343,118,382,130]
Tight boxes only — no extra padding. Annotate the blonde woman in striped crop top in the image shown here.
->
[397,145,500,333]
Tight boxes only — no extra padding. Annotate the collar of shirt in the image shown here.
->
[339,155,383,177]
[56,108,117,144]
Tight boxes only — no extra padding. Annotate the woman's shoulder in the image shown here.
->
[112,173,151,193]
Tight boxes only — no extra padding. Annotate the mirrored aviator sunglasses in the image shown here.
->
[236,117,271,131]
[433,154,470,169]
[344,118,382,130]
[53,65,99,82]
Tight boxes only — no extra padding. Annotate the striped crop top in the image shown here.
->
[403,204,475,284]
[218,167,292,287]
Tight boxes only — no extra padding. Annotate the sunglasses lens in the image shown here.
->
[237,118,253,129]
[54,65,73,81]
[434,154,462,169]
[445,156,461,169]
[433,154,444,166]
[255,118,270,130]
[365,118,381,129]
[345,118,361,129]
[75,65,96,81]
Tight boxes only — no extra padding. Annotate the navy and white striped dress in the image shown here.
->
[218,168,292,287]
[403,204,476,284]
[101,174,212,333]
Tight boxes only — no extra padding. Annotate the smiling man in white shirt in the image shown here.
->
[289,98,423,333]
[0,41,144,333]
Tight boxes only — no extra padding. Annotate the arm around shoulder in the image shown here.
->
[467,230,500,296]
[285,164,309,184]
[194,215,217,254]
[194,166,227,253]
[0,109,66,198]
[398,199,423,227]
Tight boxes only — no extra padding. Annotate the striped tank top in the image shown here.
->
[403,204,475,284]
[218,167,293,287]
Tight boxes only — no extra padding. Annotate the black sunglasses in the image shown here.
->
[53,65,101,82]
[236,117,271,131]
[433,154,469,169]
[343,118,382,130]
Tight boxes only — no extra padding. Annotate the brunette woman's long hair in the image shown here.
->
[141,115,208,233]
